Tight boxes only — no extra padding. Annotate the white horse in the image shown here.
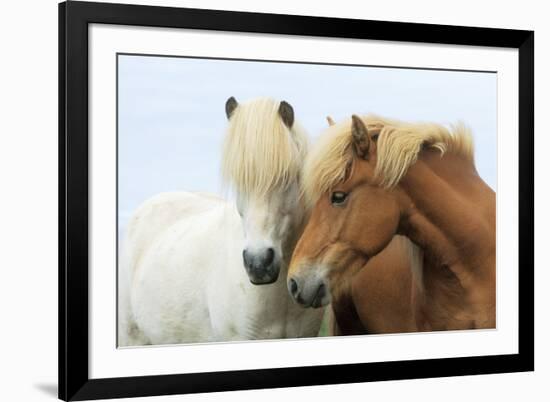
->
[118,97,324,346]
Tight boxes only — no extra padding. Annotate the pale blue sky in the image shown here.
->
[118,54,497,232]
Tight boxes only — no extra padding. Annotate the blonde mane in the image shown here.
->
[221,97,309,197]
[303,114,474,204]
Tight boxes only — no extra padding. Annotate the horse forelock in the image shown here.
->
[302,114,475,205]
[221,97,308,198]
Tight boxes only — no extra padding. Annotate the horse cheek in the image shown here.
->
[354,198,399,257]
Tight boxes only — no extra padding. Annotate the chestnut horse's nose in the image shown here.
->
[288,275,328,308]
[242,248,278,285]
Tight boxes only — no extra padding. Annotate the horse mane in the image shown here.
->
[221,97,309,197]
[302,114,474,204]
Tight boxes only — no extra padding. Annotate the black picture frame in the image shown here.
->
[59,1,534,400]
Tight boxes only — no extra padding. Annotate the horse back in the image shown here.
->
[121,192,226,277]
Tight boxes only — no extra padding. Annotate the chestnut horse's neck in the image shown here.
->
[396,149,496,329]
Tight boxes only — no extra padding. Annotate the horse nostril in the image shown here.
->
[264,248,275,266]
[289,278,298,296]
[317,283,326,299]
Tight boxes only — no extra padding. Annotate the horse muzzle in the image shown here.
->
[243,248,280,285]
[287,271,330,308]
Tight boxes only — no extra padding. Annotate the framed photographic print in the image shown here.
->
[59,1,534,400]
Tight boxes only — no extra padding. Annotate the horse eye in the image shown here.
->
[331,191,348,206]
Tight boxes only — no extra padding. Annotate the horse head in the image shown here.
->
[222,97,309,285]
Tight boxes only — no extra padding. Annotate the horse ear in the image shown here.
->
[351,115,370,159]
[326,116,335,126]
[225,96,238,119]
[278,101,294,128]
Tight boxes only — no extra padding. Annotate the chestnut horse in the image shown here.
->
[322,117,417,335]
[289,115,495,332]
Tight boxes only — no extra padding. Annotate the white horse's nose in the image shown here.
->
[242,248,278,285]
[243,248,274,269]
